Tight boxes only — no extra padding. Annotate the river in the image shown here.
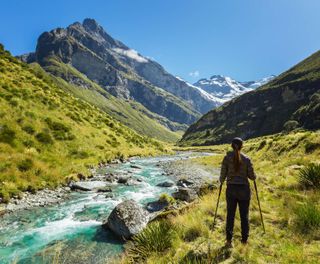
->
[0,152,213,264]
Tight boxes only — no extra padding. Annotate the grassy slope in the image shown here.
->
[29,60,183,142]
[0,46,169,202]
[180,50,320,146]
[123,131,320,263]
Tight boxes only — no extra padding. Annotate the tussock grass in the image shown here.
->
[294,201,320,232]
[125,221,177,262]
[298,163,320,189]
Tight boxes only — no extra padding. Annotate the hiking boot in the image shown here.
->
[225,240,233,248]
[241,239,248,245]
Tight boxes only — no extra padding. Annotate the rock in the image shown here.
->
[105,193,114,199]
[157,181,174,187]
[130,164,142,169]
[177,179,194,187]
[77,173,86,181]
[96,186,112,193]
[172,187,198,202]
[146,200,169,212]
[70,181,107,191]
[70,182,92,191]
[106,200,149,239]
[105,173,117,182]
[136,177,143,182]
[117,176,129,184]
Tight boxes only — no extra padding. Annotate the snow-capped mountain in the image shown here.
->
[240,75,276,89]
[194,75,275,102]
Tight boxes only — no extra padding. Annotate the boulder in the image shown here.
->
[70,181,108,191]
[130,164,142,169]
[105,193,114,199]
[96,186,112,193]
[117,176,129,184]
[177,179,194,187]
[106,200,149,239]
[172,187,198,202]
[70,182,92,191]
[157,181,174,187]
[146,200,169,212]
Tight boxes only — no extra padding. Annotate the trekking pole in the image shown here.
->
[254,180,265,233]
[213,183,223,228]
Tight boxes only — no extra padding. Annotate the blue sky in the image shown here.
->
[0,0,319,82]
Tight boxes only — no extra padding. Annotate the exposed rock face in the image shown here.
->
[106,199,149,239]
[21,18,220,126]
[180,50,320,145]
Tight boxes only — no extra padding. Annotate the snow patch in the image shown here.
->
[112,48,148,63]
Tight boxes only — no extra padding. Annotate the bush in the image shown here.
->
[17,158,33,172]
[35,132,54,144]
[298,163,320,189]
[69,149,90,159]
[283,120,299,132]
[0,124,16,146]
[127,221,177,260]
[159,193,175,205]
[22,125,35,135]
[305,141,320,153]
[294,202,320,232]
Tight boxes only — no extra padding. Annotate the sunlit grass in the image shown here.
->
[122,131,320,263]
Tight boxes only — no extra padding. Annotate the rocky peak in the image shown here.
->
[82,18,100,32]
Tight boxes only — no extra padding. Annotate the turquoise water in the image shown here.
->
[0,153,209,264]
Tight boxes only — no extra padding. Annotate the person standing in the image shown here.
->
[220,137,256,246]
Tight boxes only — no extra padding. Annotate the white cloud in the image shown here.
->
[189,70,200,78]
[112,48,148,63]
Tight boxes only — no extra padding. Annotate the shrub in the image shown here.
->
[22,125,35,135]
[69,149,90,159]
[17,158,33,172]
[294,202,320,232]
[305,141,320,153]
[183,226,202,242]
[283,120,299,132]
[298,163,320,189]
[45,118,75,140]
[35,132,54,144]
[0,124,16,146]
[127,221,177,260]
[159,193,175,205]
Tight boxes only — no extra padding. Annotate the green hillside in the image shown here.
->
[29,59,183,142]
[0,44,168,202]
[180,50,320,146]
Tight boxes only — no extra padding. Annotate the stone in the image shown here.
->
[172,187,198,202]
[106,199,149,239]
[177,179,194,187]
[146,200,169,212]
[156,181,174,187]
[130,164,142,169]
[96,186,112,193]
[117,176,129,184]
[105,193,114,199]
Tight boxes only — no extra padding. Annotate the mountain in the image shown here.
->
[194,75,275,102]
[0,44,166,201]
[19,18,218,138]
[179,51,320,146]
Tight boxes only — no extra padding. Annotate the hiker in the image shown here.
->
[220,137,256,246]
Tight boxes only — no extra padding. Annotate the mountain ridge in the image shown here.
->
[180,50,320,145]
[19,18,218,134]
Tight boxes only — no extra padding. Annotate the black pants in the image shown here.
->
[226,184,251,242]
